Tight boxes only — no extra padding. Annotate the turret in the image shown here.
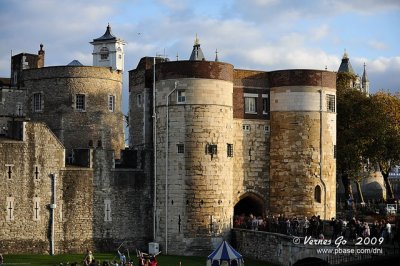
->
[189,35,205,61]
[362,63,370,95]
[338,50,355,75]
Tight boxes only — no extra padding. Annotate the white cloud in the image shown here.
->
[309,24,330,41]
[368,40,388,50]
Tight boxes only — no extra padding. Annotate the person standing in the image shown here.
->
[118,250,126,266]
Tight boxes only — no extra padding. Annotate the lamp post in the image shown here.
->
[165,81,178,255]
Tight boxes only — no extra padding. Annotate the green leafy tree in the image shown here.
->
[366,92,400,199]
[336,72,370,207]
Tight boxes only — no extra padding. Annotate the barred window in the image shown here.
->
[76,94,86,111]
[177,144,184,154]
[326,94,335,112]
[33,93,42,112]
[227,143,233,157]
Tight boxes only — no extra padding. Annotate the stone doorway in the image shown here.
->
[234,193,264,217]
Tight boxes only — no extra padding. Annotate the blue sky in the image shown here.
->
[1,0,399,114]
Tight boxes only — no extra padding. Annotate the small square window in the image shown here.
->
[264,125,270,133]
[76,94,86,111]
[177,90,186,103]
[227,143,233,157]
[243,125,251,131]
[177,144,184,154]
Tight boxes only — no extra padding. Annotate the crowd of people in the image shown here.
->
[233,213,396,242]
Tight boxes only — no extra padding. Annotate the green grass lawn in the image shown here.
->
[2,253,277,266]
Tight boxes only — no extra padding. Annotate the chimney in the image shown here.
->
[37,44,45,68]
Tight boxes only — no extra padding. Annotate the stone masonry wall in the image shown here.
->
[0,88,27,134]
[232,229,332,266]
[92,149,153,252]
[60,168,94,253]
[155,77,234,255]
[0,122,65,254]
[268,71,336,219]
[232,119,270,213]
[22,66,125,159]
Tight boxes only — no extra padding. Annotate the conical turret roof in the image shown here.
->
[338,50,355,74]
[362,63,369,82]
[189,34,205,61]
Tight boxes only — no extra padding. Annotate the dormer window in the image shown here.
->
[100,47,109,60]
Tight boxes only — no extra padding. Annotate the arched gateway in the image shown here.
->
[234,193,265,217]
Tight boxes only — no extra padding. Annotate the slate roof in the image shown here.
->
[189,35,205,61]
[338,51,355,74]
[67,60,84,66]
[92,24,117,42]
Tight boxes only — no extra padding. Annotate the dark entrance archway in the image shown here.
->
[234,193,264,217]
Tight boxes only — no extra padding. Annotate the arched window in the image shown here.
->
[100,47,109,60]
[314,185,321,203]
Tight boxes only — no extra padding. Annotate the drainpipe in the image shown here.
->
[165,81,178,255]
[153,57,157,241]
[50,173,57,255]
[319,73,327,219]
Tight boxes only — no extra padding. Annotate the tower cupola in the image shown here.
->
[90,24,126,71]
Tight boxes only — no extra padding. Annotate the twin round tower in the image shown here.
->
[129,36,336,252]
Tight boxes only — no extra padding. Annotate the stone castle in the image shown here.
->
[0,25,336,255]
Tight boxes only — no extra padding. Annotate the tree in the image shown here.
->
[336,72,370,207]
[365,92,400,199]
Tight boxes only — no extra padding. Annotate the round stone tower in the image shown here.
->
[154,60,234,255]
[23,66,125,159]
[268,70,336,220]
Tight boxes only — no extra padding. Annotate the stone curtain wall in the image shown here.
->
[92,149,153,252]
[23,66,125,159]
[0,122,65,253]
[60,168,94,253]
